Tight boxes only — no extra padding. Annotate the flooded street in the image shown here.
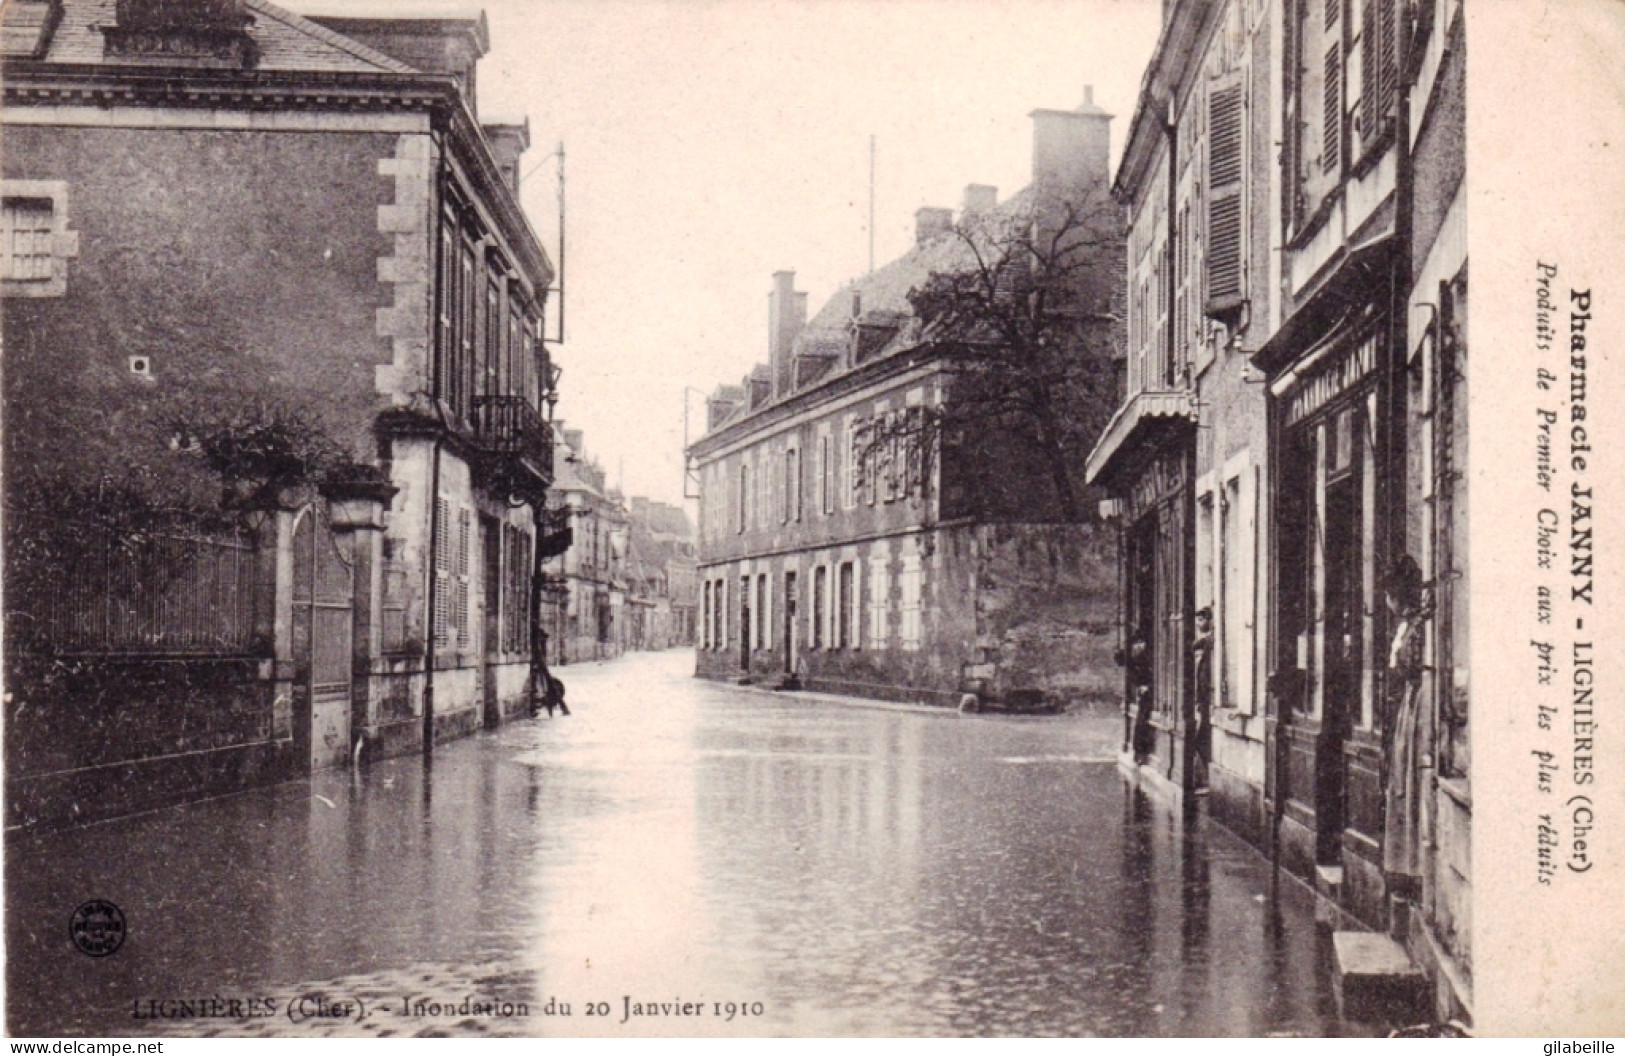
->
[6,649,1342,1037]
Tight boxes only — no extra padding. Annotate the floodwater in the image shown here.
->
[5,649,1343,1037]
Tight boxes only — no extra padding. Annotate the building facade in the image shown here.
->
[2,0,561,830]
[544,428,630,665]
[1087,0,1469,1023]
[624,496,698,650]
[691,95,1123,709]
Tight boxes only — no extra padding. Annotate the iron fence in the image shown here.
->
[6,511,261,655]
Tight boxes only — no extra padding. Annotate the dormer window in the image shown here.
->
[103,0,257,66]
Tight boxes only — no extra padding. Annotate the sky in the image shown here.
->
[299,0,1166,507]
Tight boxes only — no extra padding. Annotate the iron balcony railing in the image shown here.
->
[471,395,552,477]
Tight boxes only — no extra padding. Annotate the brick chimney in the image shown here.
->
[767,270,807,399]
[1029,84,1113,201]
[482,118,530,197]
[914,207,954,246]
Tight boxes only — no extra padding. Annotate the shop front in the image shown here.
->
[1086,393,1197,808]
[1264,309,1401,926]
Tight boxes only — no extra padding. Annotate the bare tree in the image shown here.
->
[864,195,1123,523]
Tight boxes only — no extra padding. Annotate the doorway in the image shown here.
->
[291,503,355,772]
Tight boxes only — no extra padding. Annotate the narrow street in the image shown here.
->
[6,649,1342,1037]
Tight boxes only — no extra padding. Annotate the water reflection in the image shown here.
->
[6,650,1338,1037]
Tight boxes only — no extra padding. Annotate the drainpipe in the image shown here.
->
[422,144,450,757]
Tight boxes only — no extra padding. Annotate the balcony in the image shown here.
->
[472,395,552,490]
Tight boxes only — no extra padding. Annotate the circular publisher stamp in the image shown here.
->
[70,900,126,957]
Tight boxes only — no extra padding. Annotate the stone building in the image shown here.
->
[624,496,698,650]
[1086,0,1470,1023]
[1,0,560,829]
[690,93,1123,708]
[544,428,629,665]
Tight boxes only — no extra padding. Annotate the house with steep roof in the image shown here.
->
[1,0,561,828]
[688,92,1124,708]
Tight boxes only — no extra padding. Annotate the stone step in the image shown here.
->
[1332,930,1431,1025]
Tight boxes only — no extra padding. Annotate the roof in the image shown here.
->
[3,0,415,72]
[790,185,1037,361]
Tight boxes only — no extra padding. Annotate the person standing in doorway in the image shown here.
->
[1126,630,1155,765]
[1382,555,1431,896]
[1191,606,1214,790]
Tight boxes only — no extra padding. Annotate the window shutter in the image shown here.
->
[1283,0,1304,232]
[1323,45,1343,175]
[1324,0,1338,29]
[1204,72,1246,317]
[456,507,471,646]
[1376,0,1398,134]
[433,498,451,648]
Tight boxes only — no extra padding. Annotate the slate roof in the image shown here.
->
[791,184,1036,361]
[4,0,415,72]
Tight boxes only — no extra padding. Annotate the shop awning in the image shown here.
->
[1252,233,1396,377]
[1083,388,1196,489]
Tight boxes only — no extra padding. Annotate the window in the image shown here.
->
[1358,0,1398,156]
[1,183,75,298]
[772,441,785,523]
[433,499,452,648]
[432,499,470,649]
[738,463,749,534]
[819,433,834,514]
[899,553,922,651]
[838,562,854,649]
[785,447,801,522]
[458,241,478,419]
[484,278,502,398]
[812,565,827,649]
[740,576,751,650]
[1,199,52,281]
[867,554,890,647]
[702,580,712,649]
[1205,71,1245,317]
[1323,44,1343,176]
[503,524,533,654]
[840,417,857,509]
[456,507,471,648]
[756,573,770,650]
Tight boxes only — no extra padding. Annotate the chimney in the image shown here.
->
[306,13,490,113]
[961,184,998,218]
[482,118,530,197]
[767,270,807,399]
[914,206,954,246]
[1029,84,1113,200]
[706,386,744,431]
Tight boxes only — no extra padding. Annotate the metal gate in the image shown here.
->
[291,503,355,772]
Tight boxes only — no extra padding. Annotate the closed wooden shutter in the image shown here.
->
[1376,0,1398,132]
[433,498,451,648]
[456,507,471,646]
[1205,71,1246,316]
[1361,0,1376,139]
[1323,44,1343,175]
